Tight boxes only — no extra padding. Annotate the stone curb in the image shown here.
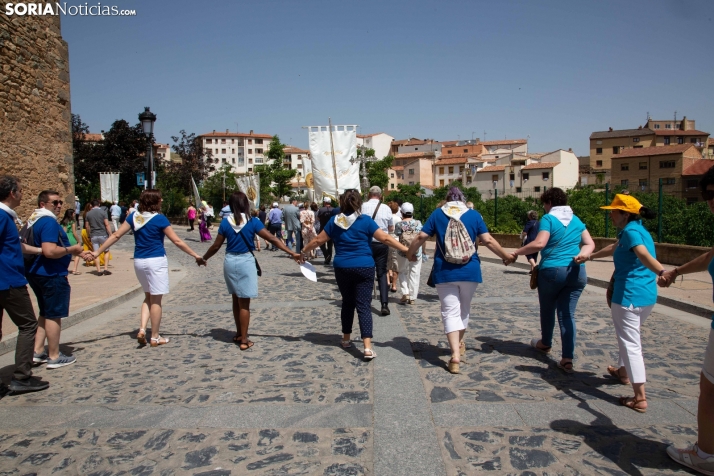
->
[480,256,714,319]
[0,283,144,356]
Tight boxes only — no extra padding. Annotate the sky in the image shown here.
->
[61,0,714,156]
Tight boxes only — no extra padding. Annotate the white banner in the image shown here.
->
[234,174,260,210]
[191,177,202,209]
[99,173,119,203]
[308,124,359,201]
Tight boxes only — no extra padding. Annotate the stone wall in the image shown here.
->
[0,6,73,219]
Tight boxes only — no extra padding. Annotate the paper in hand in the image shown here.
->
[300,262,317,282]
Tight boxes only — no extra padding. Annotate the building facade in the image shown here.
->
[391,138,442,160]
[283,146,312,183]
[356,132,394,159]
[198,130,274,175]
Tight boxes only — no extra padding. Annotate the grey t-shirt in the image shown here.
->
[86,207,109,237]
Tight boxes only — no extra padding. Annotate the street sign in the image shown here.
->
[136,172,145,186]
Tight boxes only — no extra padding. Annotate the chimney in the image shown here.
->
[213,130,216,134]
[250,130,253,135]
[638,125,642,129]
[682,116,688,131]
[568,148,572,152]
[226,129,229,133]
[608,127,613,132]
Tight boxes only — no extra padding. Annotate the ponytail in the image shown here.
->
[639,206,656,220]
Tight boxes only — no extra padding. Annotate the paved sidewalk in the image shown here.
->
[0,230,709,475]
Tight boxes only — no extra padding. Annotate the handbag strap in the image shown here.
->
[371,199,382,220]
[237,226,258,260]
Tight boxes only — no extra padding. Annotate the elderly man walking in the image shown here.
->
[361,186,394,315]
[317,197,334,265]
[85,199,113,276]
[283,198,302,253]
[109,200,121,232]
[0,176,49,394]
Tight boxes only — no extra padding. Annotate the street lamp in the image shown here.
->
[138,107,157,189]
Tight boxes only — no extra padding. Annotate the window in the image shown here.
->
[232,158,235,164]
[408,168,415,176]
[687,179,698,189]
[409,182,414,185]
[248,139,252,144]
[391,183,395,189]
[666,124,671,129]
[664,178,675,185]
[298,155,302,160]
[390,173,394,178]
[621,164,629,171]
[596,148,602,155]
[448,179,453,184]
[439,167,445,174]
[447,150,452,154]
[664,137,671,145]
[439,179,445,186]
[621,179,629,186]
[639,179,647,187]
[248,159,253,164]
[634,145,643,148]
[492,175,499,182]
[633,137,640,143]
[516,187,522,193]
[238,157,244,166]
[542,172,550,180]
[534,186,541,192]
[660,161,675,169]
[509,173,515,181]
[596,160,603,167]
[232,149,235,154]
[248,167,252,172]
[221,139,226,144]
[655,124,660,129]
[231,139,234,144]
[677,137,684,144]
[221,158,226,163]
[255,158,263,164]
[255,139,263,144]
[522,173,529,180]
[414,147,418,150]
[448,166,454,174]
[639,162,647,170]
[466,177,472,184]
[297,164,302,169]
[691,138,698,144]
[256,148,263,154]
[221,148,226,154]
[206,139,212,144]
[463,149,468,153]
[613,146,620,154]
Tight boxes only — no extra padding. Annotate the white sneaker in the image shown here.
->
[667,443,714,475]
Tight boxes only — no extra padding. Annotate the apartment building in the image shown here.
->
[283,146,312,183]
[610,144,703,198]
[152,143,174,163]
[390,138,441,160]
[387,155,435,191]
[198,129,274,175]
[433,157,468,188]
[480,139,528,160]
[682,159,714,203]
[356,132,394,159]
[441,140,485,157]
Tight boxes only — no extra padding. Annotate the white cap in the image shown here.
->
[323,197,331,203]
[298,202,304,208]
[272,202,279,207]
[401,202,414,214]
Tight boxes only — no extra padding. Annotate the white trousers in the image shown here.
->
[436,281,479,334]
[611,303,654,384]
[396,254,422,300]
[111,217,119,232]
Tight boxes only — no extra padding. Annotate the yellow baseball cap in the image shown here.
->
[600,194,643,214]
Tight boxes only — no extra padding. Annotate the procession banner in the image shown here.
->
[191,177,202,209]
[99,172,119,202]
[234,175,260,209]
[307,124,359,201]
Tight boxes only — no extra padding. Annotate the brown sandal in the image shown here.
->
[619,396,647,413]
[607,365,630,385]
[448,358,460,374]
[137,329,147,345]
[239,340,254,351]
[232,334,242,344]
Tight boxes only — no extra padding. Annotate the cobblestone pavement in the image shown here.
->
[0,228,708,475]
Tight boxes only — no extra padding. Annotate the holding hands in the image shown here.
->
[195,256,207,266]
[658,269,677,287]
[502,252,517,266]
[573,253,590,265]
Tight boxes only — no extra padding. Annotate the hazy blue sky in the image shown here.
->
[62,0,714,155]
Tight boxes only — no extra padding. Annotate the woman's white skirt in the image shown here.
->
[134,256,170,295]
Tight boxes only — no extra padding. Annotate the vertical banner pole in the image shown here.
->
[658,178,663,243]
[328,118,339,197]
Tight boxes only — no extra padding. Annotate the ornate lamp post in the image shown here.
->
[350,147,370,194]
[138,107,157,189]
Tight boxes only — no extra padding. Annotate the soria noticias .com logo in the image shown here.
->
[4,3,137,16]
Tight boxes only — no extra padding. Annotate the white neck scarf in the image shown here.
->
[132,211,158,231]
[441,201,469,221]
[227,214,249,233]
[549,206,573,226]
[27,208,57,228]
[0,202,21,226]
[335,212,359,230]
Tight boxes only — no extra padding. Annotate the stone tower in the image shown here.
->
[0,4,73,219]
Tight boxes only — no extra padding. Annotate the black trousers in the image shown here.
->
[188,219,195,231]
[320,240,334,262]
[371,242,389,305]
[334,267,374,339]
[0,286,37,380]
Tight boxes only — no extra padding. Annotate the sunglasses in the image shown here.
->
[51,200,63,206]
[702,190,714,201]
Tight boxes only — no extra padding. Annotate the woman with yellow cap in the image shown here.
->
[579,193,665,413]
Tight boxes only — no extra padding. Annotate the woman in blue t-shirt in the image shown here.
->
[301,190,408,360]
[511,188,596,374]
[202,192,301,350]
[585,194,665,414]
[659,168,714,469]
[406,187,513,375]
[90,190,205,347]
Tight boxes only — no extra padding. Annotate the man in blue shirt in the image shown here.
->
[27,190,85,370]
[0,176,49,394]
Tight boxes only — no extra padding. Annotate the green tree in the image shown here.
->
[256,135,296,201]
[199,164,241,207]
[365,155,393,191]
[161,130,213,195]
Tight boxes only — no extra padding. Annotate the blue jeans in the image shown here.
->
[536,265,586,359]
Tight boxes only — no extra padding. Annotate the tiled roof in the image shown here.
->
[682,160,714,176]
[481,139,527,146]
[521,162,560,170]
[434,157,469,166]
[395,151,436,159]
[357,132,385,138]
[477,165,507,173]
[291,182,307,188]
[154,143,170,148]
[614,144,698,158]
[653,129,709,136]
[284,146,309,154]
[709,138,714,145]
[200,131,273,139]
[421,184,436,190]
[590,128,654,140]
[83,133,103,142]
[393,138,438,146]
[390,165,404,171]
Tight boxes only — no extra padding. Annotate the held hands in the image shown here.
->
[406,250,417,262]
[502,252,517,266]
[195,256,207,267]
[658,269,677,287]
[79,251,94,261]
[573,253,590,265]
[292,252,304,264]
[69,244,85,256]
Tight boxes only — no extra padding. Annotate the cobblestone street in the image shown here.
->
[0,228,708,475]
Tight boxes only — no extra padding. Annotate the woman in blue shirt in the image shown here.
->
[203,192,301,350]
[585,194,665,414]
[660,168,714,470]
[301,190,408,360]
[90,190,205,347]
[512,188,595,375]
[407,187,513,374]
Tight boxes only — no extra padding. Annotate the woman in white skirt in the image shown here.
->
[202,192,301,350]
[89,190,205,347]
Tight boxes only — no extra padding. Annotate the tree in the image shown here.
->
[161,130,213,195]
[365,155,393,191]
[256,135,296,201]
[200,164,241,206]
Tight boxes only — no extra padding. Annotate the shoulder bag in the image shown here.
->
[529,217,569,290]
[238,228,262,277]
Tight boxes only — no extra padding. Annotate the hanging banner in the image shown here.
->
[99,173,120,203]
[307,124,359,201]
[191,177,202,210]
[235,174,260,210]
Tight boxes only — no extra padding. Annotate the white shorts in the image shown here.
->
[703,328,714,385]
[134,256,169,295]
